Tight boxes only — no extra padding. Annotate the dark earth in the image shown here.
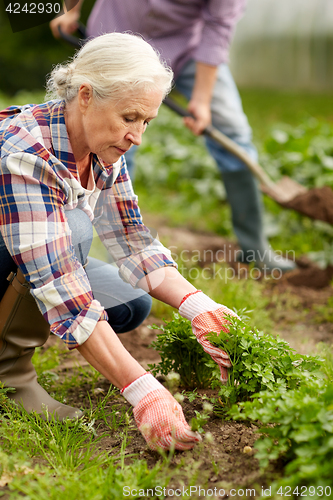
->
[282,186,333,225]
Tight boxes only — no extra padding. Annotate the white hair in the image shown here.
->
[46,32,173,103]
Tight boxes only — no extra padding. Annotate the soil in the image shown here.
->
[67,379,269,499]
[152,216,333,290]
[282,186,333,225]
[32,222,332,499]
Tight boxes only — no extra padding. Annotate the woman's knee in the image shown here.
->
[106,293,152,334]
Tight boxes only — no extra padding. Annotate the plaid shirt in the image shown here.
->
[0,100,176,349]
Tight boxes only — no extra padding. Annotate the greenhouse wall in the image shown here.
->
[229,0,333,91]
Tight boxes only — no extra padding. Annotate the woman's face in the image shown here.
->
[78,85,163,165]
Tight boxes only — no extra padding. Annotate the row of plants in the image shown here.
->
[148,313,333,499]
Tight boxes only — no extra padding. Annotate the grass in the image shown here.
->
[0,374,170,499]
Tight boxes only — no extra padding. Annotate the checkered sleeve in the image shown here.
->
[0,147,106,349]
[93,158,177,287]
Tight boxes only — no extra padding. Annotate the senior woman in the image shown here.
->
[0,33,237,451]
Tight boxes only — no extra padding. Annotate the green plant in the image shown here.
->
[190,402,214,434]
[190,410,210,433]
[207,315,322,409]
[262,118,333,189]
[0,382,16,409]
[230,378,333,498]
[184,388,198,403]
[148,313,218,389]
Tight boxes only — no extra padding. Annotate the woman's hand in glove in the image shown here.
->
[122,373,201,451]
[179,291,238,382]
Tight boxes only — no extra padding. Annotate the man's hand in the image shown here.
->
[179,291,238,382]
[183,99,211,135]
[122,373,201,451]
[183,62,217,136]
[50,1,82,38]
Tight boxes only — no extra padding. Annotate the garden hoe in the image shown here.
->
[58,26,333,226]
[163,97,333,226]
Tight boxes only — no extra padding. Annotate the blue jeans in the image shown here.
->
[0,209,152,334]
[125,61,257,177]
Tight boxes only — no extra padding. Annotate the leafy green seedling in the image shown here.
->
[184,388,198,403]
[230,377,333,496]
[190,410,210,433]
[207,315,322,409]
[190,402,213,434]
[148,313,218,389]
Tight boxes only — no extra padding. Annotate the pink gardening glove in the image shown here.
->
[179,291,238,382]
[121,373,201,451]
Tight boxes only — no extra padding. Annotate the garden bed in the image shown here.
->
[11,227,328,499]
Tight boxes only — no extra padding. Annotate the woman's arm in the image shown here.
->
[77,320,146,388]
[77,307,201,452]
[77,267,195,388]
[137,266,196,308]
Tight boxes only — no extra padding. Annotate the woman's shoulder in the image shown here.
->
[0,100,63,131]
[0,103,35,131]
[0,100,64,152]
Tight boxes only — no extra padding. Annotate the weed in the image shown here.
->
[207,315,322,409]
[148,313,218,389]
[0,382,16,412]
[184,388,198,403]
[85,386,130,432]
[4,458,168,500]
[190,402,213,434]
[230,377,333,498]
[0,449,35,491]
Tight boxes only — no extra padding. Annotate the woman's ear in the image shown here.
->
[78,84,93,113]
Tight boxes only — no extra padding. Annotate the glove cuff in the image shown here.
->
[179,290,221,321]
[121,373,164,407]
